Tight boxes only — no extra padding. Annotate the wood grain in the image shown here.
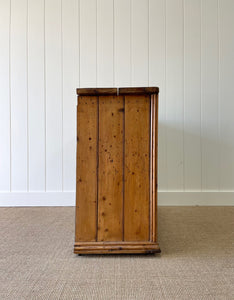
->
[119,87,159,95]
[77,88,117,96]
[151,94,158,242]
[75,96,98,242]
[124,95,150,241]
[76,87,159,96]
[74,88,160,254]
[155,94,159,242]
[98,96,124,241]
[74,241,161,254]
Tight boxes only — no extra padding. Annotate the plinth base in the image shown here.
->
[74,242,161,255]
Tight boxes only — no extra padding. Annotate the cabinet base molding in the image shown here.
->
[74,242,161,254]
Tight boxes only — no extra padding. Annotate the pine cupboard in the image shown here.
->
[74,87,160,254]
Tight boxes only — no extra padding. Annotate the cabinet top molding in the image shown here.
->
[76,87,159,96]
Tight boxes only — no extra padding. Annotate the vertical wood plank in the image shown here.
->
[184,0,202,190]
[28,0,45,191]
[76,96,98,242]
[151,94,158,242]
[124,95,150,241]
[114,0,131,86]
[201,0,219,190]
[219,0,234,190]
[45,0,63,191]
[80,0,97,87]
[131,0,149,86]
[165,0,184,190]
[62,0,79,191]
[149,0,167,190]
[11,0,28,191]
[97,0,113,86]
[150,95,153,240]
[98,96,123,241]
[0,0,11,191]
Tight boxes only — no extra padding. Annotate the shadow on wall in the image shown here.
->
[157,120,234,190]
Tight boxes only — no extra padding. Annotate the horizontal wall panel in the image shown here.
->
[158,191,234,206]
[0,192,233,207]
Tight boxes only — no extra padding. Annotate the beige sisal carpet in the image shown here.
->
[0,207,233,300]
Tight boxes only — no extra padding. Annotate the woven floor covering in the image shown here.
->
[0,207,233,300]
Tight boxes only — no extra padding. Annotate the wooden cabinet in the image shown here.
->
[74,87,160,254]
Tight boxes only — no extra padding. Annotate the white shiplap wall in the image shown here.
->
[0,0,234,206]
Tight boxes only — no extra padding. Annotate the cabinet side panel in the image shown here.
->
[75,96,98,242]
[124,95,150,241]
[151,94,158,242]
[98,96,124,241]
